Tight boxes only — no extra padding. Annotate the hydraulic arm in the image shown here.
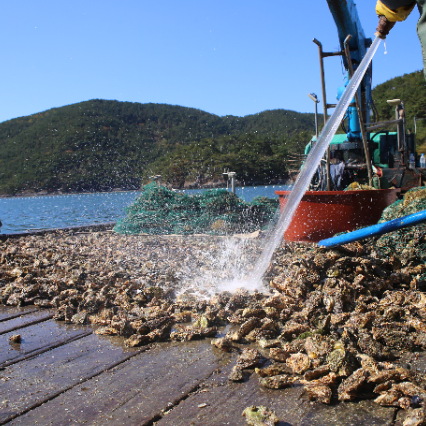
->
[326,0,373,139]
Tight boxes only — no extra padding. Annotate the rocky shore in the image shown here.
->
[2,229,426,424]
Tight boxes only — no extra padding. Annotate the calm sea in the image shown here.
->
[0,185,291,234]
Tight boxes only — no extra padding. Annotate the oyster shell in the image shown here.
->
[304,335,331,360]
[242,405,279,426]
[303,365,330,381]
[9,334,21,344]
[255,363,293,378]
[211,337,233,352]
[337,368,369,401]
[237,348,263,369]
[304,384,332,404]
[286,353,311,375]
[269,348,290,363]
[229,365,244,382]
[260,374,298,389]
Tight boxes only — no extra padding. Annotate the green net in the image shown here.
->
[114,183,279,235]
[373,186,426,264]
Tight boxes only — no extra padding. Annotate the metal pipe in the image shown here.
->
[343,35,373,187]
[318,209,426,248]
[401,101,407,165]
[396,104,404,164]
[365,118,403,132]
[223,171,236,194]
[308,93,320,142]
[313,38,331,191]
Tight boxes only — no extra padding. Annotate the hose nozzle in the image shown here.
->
[375,15,396,38]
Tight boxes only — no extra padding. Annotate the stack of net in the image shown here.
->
[114,182,279,235]
[374,187,426,264]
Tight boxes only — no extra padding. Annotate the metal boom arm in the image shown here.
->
[325,0,373,136]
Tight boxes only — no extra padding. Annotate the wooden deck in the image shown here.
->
[0,306,409,425]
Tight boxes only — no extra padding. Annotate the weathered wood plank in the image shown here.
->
[154,361,396,426]
[0,306,38,322]
[6,340,230,426]
[0,320,91,368]
[0,333,143,424]
[298,399,397,426]
[0,310,53,335]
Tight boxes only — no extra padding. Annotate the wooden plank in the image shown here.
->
[0,333,144,424]
[6,340,230,426]
[0,320,91,368]
[298,400,397,426]
[0,306,38,322]
[0,310,53,335]
[154,361,396,426]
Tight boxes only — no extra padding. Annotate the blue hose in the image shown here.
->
[318,209,426,248]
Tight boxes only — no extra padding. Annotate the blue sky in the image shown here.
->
[0,1,423,123]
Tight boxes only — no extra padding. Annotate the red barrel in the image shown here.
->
[275,188,401,242]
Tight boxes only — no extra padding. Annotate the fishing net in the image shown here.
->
[373,186,426,266]
[114,182,279,235]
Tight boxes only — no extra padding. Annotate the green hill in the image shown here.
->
[0,100,315,195]
[2,69,425,196]
[371,69,426,151]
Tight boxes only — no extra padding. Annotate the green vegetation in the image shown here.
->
[145,132,311,188]
[0,100,314,195]
[371,69,426,151]
[1,69,425,196]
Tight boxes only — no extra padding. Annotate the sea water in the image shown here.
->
[0,185,291,234]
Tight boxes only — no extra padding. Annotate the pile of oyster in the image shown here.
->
[2,230,426,421]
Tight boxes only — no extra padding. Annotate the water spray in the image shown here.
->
[246,36,383,288]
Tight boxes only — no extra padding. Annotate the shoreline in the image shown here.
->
[0,180,294,199]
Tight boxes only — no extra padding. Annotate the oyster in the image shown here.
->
[242,406,279,426]
[9,334,21,344]
[237,348,263,369]
[304,335,331,360]
[239,318,262,337]
[170,326,217,341]
[211,337,233,352]
[255,363,293,378]
[229,365,244,382]
[260,374,298,389]
[303,365,330,381]
[304,384,332,404]
[338,368,369,401]
[393,382,426,398]
[269,348,290,363]
[124,334,151,347]
[368,368,412,384]
[4,227,426,409]
[402,408,426,426]
[300,372,338,387]
[286,353,311,375]
[374,391,400,407]
[280,322,309,340]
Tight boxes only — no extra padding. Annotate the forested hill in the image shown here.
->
[371,69,426,150]
[0,100,315,195]
[2,69,425,196]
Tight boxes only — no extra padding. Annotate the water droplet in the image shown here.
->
[384,41,388,55]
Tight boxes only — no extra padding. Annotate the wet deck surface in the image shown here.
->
[0,306,406,425]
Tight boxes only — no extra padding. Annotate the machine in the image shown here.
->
[307,0,418,191]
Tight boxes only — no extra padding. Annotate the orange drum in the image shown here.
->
[275,188,401,242]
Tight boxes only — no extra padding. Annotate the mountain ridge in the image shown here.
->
[1,69,425,196]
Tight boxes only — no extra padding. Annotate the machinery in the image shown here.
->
[307,0,418,191]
